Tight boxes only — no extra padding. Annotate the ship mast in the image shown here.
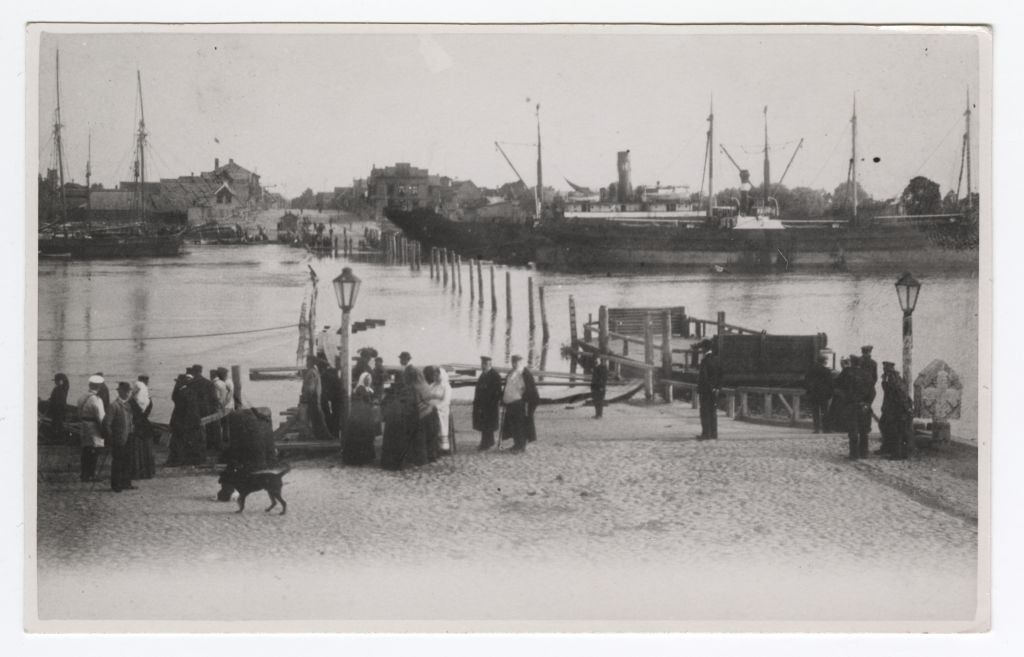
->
[53,50,68,226]
[133,70,148,224]
[964,87,972,214]
[762,106,770,206]
[851,96,858,222]
[535,103,543,220]
[86,130,92,216]
[707,97,714,219]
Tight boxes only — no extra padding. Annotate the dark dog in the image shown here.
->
[217,464,290,515]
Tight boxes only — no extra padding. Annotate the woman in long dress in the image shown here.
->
[415,367,443,464]
[129,380,156,479]
[342,373,379,465]
[432,367,453,454]
[380,367,420,471]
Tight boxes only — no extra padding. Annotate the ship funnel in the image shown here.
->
[617,150,633,203]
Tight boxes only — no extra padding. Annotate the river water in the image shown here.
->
[36,222,980,440]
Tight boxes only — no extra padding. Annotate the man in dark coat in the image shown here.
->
[860,345,878,406]
[590,356,609,419]
[803,354,834,433]
[472,356,503,451]
[188,365,221,451]
[835,355,873,460]
[500,355,540,453]
[168,373,204,466]
[319,358,340,437]
[696,340,722,440]
[878,361,914,459]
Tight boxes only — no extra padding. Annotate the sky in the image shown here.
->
[35,26,982,201]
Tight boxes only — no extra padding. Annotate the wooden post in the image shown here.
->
[230,365,243,409]
[442,249,449,287]
[681,307,690,338]
[469,258,475,301]
[477,259,484,307]
[456,255,463,294]
[539,285,550,343]
[622,336,629,358]
[598,305,609,355]
[333,235,338,257]
[717,310,726,335]
[644,313,654,400]
[791,394,801,426]
[661,309,673,402]
[764,392,773,419]
[726,391,736,418]
[568,295,579,348]
[490,265,497,312]
[527,277,536,331]
[740,391,749,418]
[505,270,512,320]
[584,313,593,343]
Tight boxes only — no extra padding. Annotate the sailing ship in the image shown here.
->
[38,54,185,259]
[386,97,979,272]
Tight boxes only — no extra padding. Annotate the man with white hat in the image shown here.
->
[77,375,107,482]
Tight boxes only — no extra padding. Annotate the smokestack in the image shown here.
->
[215,158,220,170]
[617,150,632,203]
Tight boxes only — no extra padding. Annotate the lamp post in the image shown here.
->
[894,272,922,395]
[332,267,361,436]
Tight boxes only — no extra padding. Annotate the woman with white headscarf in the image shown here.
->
[343,372,378,466]
[432,367,453,454]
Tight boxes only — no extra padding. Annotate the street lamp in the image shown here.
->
[894,272,921,394]
[332,267,361,434]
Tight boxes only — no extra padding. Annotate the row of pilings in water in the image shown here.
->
[376,230,554,364]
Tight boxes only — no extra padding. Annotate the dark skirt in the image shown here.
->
[130,430,156,479]
[342,399,379,465]
[417,410,440,464]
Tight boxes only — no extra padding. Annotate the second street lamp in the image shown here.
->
[894,271,922,396]
[332,267,361,436]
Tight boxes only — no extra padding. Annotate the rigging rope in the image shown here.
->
[38,323,297,343]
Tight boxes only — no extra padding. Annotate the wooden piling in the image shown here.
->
[584,313,593,343]
[469,258,475,300]
[476,259,484,307]
[598,305,609,355]
[568,295,578,349]
[505,270,512,320]
[528,277,536,331]
[490,265,497,312]
[644,313,654,400]
[539,285,550,343]
[456,255,463,294]
[661,309,673,402]
[230,365,243,409]
[442,249,449,287]
[333,235,338,257]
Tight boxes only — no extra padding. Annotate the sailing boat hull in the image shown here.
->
[38,234,185,258]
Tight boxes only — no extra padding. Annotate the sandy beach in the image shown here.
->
[31,397,980,631]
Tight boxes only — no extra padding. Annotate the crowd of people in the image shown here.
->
[295,349,541,470]
[43,371,158,492]
[802,345,916,460]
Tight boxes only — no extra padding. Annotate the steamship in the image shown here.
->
[386,100,979,272]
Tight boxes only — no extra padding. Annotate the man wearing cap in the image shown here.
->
[836,354,873,459]
[860,345,878,411]
[500,355,540,453]
[590,356,609,419]
[105,382,137,492]
[77,376,107,482]
[803,354,834,434]
[878,361,913,459]
[473,356,503,450]
[696,340,722,440]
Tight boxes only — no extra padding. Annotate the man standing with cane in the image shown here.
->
[696,340,722,441]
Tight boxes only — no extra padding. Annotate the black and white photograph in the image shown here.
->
[23,22,992,633]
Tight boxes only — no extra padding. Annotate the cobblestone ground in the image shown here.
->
[33,401,980,628]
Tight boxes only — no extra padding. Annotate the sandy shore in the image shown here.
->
[32,400,980,630]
